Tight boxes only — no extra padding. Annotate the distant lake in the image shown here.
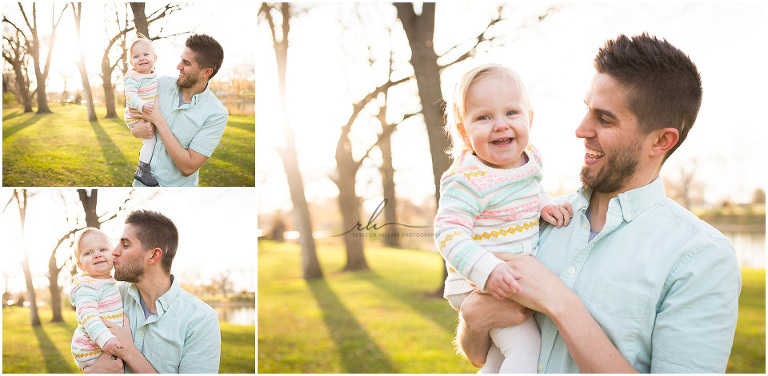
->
[208,302,255,326]
[723,231,765,268]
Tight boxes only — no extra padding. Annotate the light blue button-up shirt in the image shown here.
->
[117,275,221,373]
[133,76,228,187]
[535,177,740,373]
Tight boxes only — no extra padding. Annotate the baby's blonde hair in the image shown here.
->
[445,63,534,159]
[72,227,109,263]
[129,34,155,57]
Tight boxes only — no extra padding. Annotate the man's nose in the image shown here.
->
[575,113,593,139]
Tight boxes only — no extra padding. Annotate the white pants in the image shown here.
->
[138,134,156,164]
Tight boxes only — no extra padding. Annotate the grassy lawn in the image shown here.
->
[2,105,254,187]
[2,306,255,373]
[258,241,765,373]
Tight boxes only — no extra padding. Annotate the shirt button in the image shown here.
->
[582,221,589,229]
[568,266,576,274]
[538,364,543,372]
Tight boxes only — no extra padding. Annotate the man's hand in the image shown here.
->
[130,98,164,127]
[142,102,154,115]
[457,291,532,367]
[129,118,155,139]
[101,337,124,356]
[541,203,573,228]
[82,352,124,374]
[102,315,134,360]
[484,263,522,300]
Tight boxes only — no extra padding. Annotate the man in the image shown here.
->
[85,210,221,373]
[457,33,741,373]
[131,34,228,187]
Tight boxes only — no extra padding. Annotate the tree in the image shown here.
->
[3,189,41,326]
[2,29,34,112]
[129,2,149,37]
[259,3,323,280]
[71,2,97,121]
[2,3,69,114]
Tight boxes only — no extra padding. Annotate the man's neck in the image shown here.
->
[179,81,208,103]
[135,271,172,314]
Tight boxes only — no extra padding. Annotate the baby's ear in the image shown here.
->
[76,260,84,271]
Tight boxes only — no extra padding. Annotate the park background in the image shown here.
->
[2,2,255,187]
[1,188,256,373]
[257,2,766,373]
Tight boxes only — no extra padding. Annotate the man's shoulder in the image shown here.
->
[175,286,219,320]
[657,198,732,247]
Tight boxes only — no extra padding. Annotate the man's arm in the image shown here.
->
[132,106,208,176]
[499,254,638,373]
[457,291,530,367]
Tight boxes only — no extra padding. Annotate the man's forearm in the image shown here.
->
[121,345,158,374]
[546,289,638,373]
[153,119,207,176]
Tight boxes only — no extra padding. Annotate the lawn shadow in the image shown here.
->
[307,279,397,373]
[89,120,131,184]
[3,113,46,140]
[31,324,72,373]
[2,109,29,123]
[357,271,457,334]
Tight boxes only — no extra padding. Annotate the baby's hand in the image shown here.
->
[142,102,154,114]
[484,263,522,300]
[541,203,573,228]
[101,337,124,356]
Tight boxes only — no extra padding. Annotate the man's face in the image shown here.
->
[576,73,645,194]
[176,47,206,89]
[113,224,148,283]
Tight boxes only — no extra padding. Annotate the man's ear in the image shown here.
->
[649,128,680,157]
[147,247,163,266]
[202,67,214,79]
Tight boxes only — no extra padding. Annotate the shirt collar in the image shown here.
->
[176,83,211,106]
[128,274,181,316]
[575,176,667,222]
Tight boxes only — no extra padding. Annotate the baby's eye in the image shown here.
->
[506,110,518,116]
[476,115,489,121]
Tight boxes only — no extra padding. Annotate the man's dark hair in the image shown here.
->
[185,34,224,79]
[126,210,178,274]
[595,33,702,161]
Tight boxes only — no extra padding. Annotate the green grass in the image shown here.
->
[2,105,254,187]
[2,305,255,373]
[258,241,765,373]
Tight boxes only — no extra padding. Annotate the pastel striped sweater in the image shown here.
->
[434,145,554,296]
[70,275,124,368]
[124,68,158,127]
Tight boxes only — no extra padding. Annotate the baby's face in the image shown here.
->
[131,42,156,74]
[77,231,114,279]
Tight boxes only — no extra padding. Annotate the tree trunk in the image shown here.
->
[48,252,63,322]
[77,189,100,227]
[73,3,97,122]
[335,151,368,271]
[130,3,150,38]
[379,128,400,248]
[15,190,41,326]
[11,63,33,112]
[395,3,453,296]
[266,3,323,280]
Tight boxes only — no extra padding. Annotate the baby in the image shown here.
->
[124,36,159,186]
[434,64,571,373]
[69,228,125,370]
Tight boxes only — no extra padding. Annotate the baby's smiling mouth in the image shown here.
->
[492,137,514,145]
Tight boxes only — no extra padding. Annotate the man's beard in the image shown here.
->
[114,256,146,283]
[177,72,199,89]
[580,141,640,193]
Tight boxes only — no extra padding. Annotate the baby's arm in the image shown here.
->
[100,337,124,356]
[72,282,118,351]
[123,74,148,113]
[539,185,573,228]
[435,174,521,299]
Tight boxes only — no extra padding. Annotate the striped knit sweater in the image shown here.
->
[434,144,554,296]
[123,68,158,127]
[70,275,124,367]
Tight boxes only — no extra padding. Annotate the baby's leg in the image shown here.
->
[137,119,156,164]
[489,315,540,373]
[478,343,503,373]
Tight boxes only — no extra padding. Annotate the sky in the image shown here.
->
[0,188,256,294]
[2,1,256,92]
[256,1,768,217]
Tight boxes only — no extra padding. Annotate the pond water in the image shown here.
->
[723,231,765,268]
[209,303,255,326]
